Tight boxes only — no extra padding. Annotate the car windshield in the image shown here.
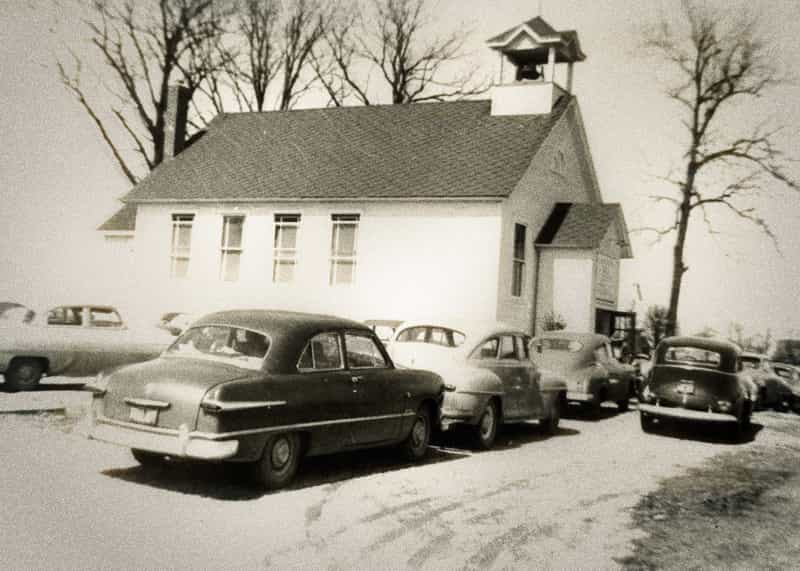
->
[395,326,465,348]
[538,338,583,352]
[166,325,269,370]
[0,306,35,324]
[664,346,721,368]
[773,365,800,384]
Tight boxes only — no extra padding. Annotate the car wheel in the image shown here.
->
[755,387,767,411]
[473,399,499,450]
[131,448,166,467]
[541,399,561,435]
[254,433,301,490]
[640,412,656,433]
[4,359,44,392]
[401,405,431,460]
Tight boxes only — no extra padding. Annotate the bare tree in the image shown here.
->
[641,1,798,336]
[314,0,487,106]
[58,0,231,184]
[277,0,326,110]
[190,0,326,116]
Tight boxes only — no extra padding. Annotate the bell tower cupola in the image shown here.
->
[486,16,585,116]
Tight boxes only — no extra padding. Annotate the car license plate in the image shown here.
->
[676,380,695,395]
[129,406,158,426]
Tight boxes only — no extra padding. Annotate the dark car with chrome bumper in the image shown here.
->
[638,336,756,437]
[88,310,444,489]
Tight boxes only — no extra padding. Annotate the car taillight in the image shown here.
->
[200,399,223,414]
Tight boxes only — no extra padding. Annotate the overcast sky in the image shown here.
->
[1,0,799,337]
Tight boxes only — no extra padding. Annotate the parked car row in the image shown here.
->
[85,312,586,489]
[5,302,799,490]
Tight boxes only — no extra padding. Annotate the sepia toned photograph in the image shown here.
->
[1,0,799,568]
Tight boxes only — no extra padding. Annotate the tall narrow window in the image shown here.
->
[170,214,194,278]
[512,223,526,297]
[273,214,300,283]
[329,214,359,285]
[220,215,244,281]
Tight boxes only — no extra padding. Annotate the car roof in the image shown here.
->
[740,352,767,360]
[190,310,374,374]
[364,319,404,327]
[193,309,368,334]
[658,335,740,354]
[534,330,610,346]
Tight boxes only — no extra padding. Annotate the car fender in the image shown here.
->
[436,363,504,421]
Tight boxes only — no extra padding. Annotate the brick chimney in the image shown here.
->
[164,84,190,158]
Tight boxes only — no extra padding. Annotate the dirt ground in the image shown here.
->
[1,385,799,570]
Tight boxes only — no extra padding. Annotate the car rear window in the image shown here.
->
[539,338,583,352]
[168,325,269,369]
[664,346,721,368]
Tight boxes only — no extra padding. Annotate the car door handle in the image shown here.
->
[351,375,364,384]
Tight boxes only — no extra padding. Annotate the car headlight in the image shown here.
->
[640,385,655,403]
[85,371,109,396]
[716,400,732,412]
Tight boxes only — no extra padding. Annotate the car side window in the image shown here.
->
[89,308,123,328]
[344,332,388,369]
[396,326,428,343]
[297,332,344,372]
[473,338,499,360]
[48,306,83,326]
[499,335,517,360]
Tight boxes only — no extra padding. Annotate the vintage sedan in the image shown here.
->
[88,310,444,490]
[0,304,173,391]
[770,362,800,412]
[740,352,795,411]
[530,331,635,413]
[389,320,566,449]
[638,336,756,436]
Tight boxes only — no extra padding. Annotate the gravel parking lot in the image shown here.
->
[1,382,799,570]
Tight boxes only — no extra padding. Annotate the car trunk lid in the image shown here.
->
[651,365,739,408]
[101,356,258,430]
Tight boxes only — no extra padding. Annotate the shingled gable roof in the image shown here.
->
[536,202,633,258]
[97,202,137,232]
[120,95,573,204]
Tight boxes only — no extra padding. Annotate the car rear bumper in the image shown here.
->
[88,411,239,460]
[638,403,736,423]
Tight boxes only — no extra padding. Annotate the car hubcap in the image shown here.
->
[18,365,36,381]
[480,406,495,438]
[412,417,426,447]
[271,437,291,469]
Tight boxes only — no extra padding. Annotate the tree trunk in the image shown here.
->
[666,198,691,337]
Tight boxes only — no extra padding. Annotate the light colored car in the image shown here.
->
[88,310,445,490]
[531,331,636,413]
[389,320,567,449]
[0,304,174,391]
